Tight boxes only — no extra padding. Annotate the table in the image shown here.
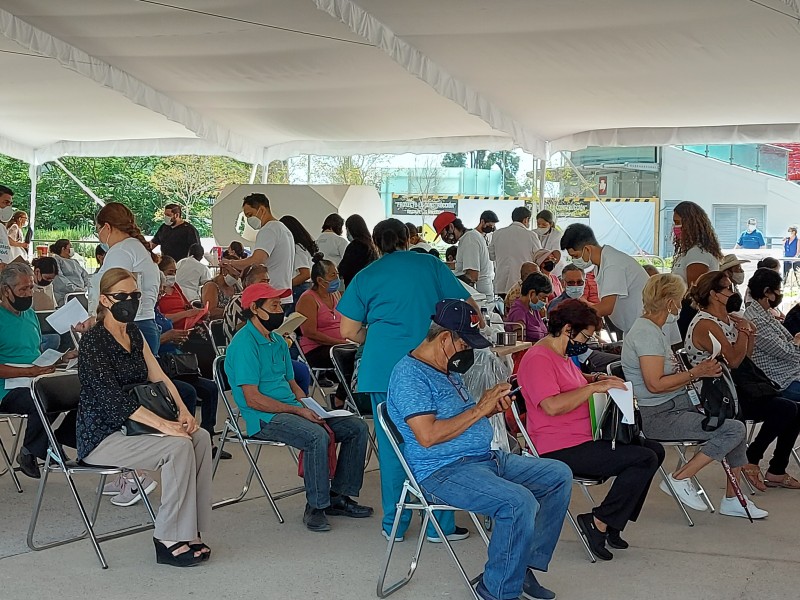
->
[490,341,532,357]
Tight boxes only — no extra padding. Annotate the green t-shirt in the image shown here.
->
[0,307,41,401]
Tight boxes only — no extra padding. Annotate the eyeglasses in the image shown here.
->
[103,291,142,302]
[565,280,585,286]
[575,330,593,342]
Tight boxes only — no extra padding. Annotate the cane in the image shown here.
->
[721,458,753,523]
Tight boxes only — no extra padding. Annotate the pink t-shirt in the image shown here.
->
[518,345,592,455]
[299,289,342,354]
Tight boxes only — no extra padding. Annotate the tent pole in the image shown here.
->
[261,162,268,184]
[538,158,546,212]
[248,163,258,184]
[53,159,105,208]
[28,159,37,258]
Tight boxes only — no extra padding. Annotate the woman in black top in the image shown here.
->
[339,214,378,287]
[77,267,213,567]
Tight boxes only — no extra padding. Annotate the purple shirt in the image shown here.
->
[506,298,548,343]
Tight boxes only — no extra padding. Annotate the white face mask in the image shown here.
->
[68,248,75,258]
[0,206,13,221]
[224,274,239,287]
[565,285,585,299]
[535,227,549,236]
[165,275,176,286]
[747,225,756,232]
[665,302,679,324]
[571,247,593,270]
[164,216,174,226]
[730,272,745,286]
[247,215,263,230]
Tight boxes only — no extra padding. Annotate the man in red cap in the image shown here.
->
[226,283,373,532]
[433,212,494,296]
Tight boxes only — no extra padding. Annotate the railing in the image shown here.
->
[679,144,789,179]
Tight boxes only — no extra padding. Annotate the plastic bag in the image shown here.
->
[462,348,513,451]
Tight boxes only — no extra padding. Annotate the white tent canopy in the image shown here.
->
[3,0,800,166]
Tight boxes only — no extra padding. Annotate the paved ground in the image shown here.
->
[1,415,798,600]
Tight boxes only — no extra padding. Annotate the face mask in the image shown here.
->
[566,339,589,357]
[98,224,111,252]
[36,277,53,287]
[247,215,263,230]
[768,291,783,309]
[257,310,284,332]
[673,225,682,239]
[535,227,549,236]
[565,285,585,299]
[724,292,743,313]
[747,225,756,232]
[224,274,239,287]
[165,275,176,287]
[7,289,33,312]
[442,228,457,244]
[529,299,545,311]
[447,348,475,374]
[665,302,679,324]
[542,260,555,272]
[0,206,13,222]
[107,298,139,323]
[730,272,745,286]
[482,225,495,234]
[571,247,593,270]
[164,216,174,226]
[346,232,354,242]
[327,278,341,293]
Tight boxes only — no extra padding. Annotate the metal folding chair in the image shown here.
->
[207,319,227,356]
[210,356,304,520]
[295,341,333,403]
[27,373,156,569]
[375,403,489,599]
[63,291,89,310]
[0,413,25,492]
[330,343,378,464]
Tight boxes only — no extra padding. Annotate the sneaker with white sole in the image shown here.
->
[659,473,708,511]
[381,529,405,542]
[102,474,125,496]
[426,526,470,543]
[719,496,768,519]
[110,475,158,507]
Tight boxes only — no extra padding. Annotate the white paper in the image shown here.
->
[608,382,636,425]
[33,349,63,367]
[709,332,722,360]
[66,358,78,370]
[46,298,89,335]
[301,397,352,419]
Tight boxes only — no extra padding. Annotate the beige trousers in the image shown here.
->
[86,429,212,541]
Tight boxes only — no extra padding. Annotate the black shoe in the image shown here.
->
[303,503,332,532]
[325,494,374,518]
[153,539,203,567]
[212,446,232,460]
[606,527,629,550]
[576,513,613,561]
[16,451,41,479]
[317,376,336,388]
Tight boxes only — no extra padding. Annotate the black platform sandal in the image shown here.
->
[153,539,203,567]
[189,542,211,561]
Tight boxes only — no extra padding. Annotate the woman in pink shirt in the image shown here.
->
[296,255,350,407]
[518,299,664,561]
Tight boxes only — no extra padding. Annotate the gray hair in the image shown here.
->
[561,263,582,276]
[425,322,458,343]
[0,262,33,289]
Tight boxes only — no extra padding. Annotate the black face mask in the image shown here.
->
[768,291,783,309]
[36,278,53,287]
[566,340,589,357]
[258,310,284,332]
[542,260,555,272]
[108,298,140,323]
[482,225,495,234]
[7,289,33,312]
[725,292,743,313]
[442,228,458,244]
[448,348,475,374]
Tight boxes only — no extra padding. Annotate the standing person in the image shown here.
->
[175,243,212,304]
[535,209,565,275]
[489,206,541,296]
[50,238,91,306]
[561,223,649,336]
[6,210,28,261]
[782,225,800,284]
[149,203,201,262]
[338,218,484,542]
[406,223,439,257]
[316,213,349,265]
[433,212,494,297]
[31,257,58,311]
[533,248,564,301]
[222,193,294,314]
[735,218,766,250]
[475,210,499,243]
[279,215,318,306]
[94,244,107,271]
[92,202,162,353]
[0,186,15,269]
[338,214,378,288]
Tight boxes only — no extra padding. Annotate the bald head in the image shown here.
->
[520,262,539,281]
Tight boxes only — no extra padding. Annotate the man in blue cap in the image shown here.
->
[387,299,572,600]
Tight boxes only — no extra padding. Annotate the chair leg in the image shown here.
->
[246,444,285,523]
[566,509,597,562]
[658,465,694,527]
[425,510,480,600]
[580,485,595,506]
[674,446,715,513]
[377,488,423,598]
[792,446,800,471]
[0,435,22,493]
[129,470,158,524]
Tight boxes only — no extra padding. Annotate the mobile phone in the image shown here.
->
[507,385,522,396]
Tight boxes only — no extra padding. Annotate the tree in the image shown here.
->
[407,157,444,201]
[314,155,387,190]
[441,153,467,168]
[440,150,522,195]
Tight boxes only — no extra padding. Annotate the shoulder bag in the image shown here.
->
[730,356,781,400]
[122,381,180,436]
[698,361,739,432]
[597,398,642,450]
[159,352,201,380]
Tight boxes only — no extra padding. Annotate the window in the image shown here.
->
[712,205,766,249]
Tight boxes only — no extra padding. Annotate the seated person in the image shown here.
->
[50,238,90,306]
[622,273,768,517]
[751,257,785,319]
[506,272,550,343]
[175,243,211,304]
[719,254,749,295]
[226,283,372,532]
[548,263,590,314]
[77,267,212,566]
[532,249,563,301]
[519,299,664,561]
[296,256,352,408]
[444,245,457,270]
[31,256,58,311]
[504,261,539,314]
[388,299,571,600]
[784,302,800,336]
[157,256,205,329]
[222,264,311,395]
[202,262,241,320]
[0,263,77,479]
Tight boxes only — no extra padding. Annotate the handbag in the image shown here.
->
[122,381,180,436]
[597,399,642,450]
[699,361,739,432]
[159,353,201,380]
[730,356,781,400]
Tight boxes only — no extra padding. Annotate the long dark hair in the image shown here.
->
[673,201,722,260]
[345,214,377,257]
[372,218,409,255]
[49,238,70,256]
[280,215,318,256]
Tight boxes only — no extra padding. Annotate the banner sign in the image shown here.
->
[392,195,459,216]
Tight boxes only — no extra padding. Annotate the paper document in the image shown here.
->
[33,349,63,367]
[608,382,636,425]
[183,302,209,330]
[275,312,307,336]
[709,333,722,360]
[46,298,89,334]
[301,397,352,419]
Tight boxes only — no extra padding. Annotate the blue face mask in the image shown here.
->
[565,285,585,299]
[100,243,110,252]
[327,278,341,293]
[529,300,545,311]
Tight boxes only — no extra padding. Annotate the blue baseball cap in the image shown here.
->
[432,299,491,349]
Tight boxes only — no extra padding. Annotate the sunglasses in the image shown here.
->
[104,291,142,302]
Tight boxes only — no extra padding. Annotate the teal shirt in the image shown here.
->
[337,251,470,393]
[225,320,302,435]
[0,307,41,401]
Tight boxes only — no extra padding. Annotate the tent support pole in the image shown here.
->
[52,159,105,208]
[538,158,546,212]
[248,164,258,184]
[261,163,268,184]
[28,160,37,257]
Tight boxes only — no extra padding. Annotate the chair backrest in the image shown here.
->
[32,372,81,463]
[675,348,692,372]
[330,343,360,413]
[509,399,541,458]
[64,292,89,310]
[375,402,424,494]
[69,328,82,350]
[212,355,245,437]
[35,310,58,336]
[607,360,624,379]
[208,319,227,356]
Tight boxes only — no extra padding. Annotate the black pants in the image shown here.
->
[740,395,800,475]
[304,345,351,401]
[0,388,77,459]
[542,439,665,531]
[173,377,219,435]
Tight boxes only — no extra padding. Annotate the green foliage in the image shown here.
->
[439,150,521,195]
[441,153,467,168]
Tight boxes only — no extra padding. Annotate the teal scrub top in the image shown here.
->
[337,251,470,393]
[225,320,301,435]
[0,307,41,401]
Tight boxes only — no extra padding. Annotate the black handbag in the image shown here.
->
[699,362,739,432]
[159,353,201,380]
[730,356,781,399]
[122,381,180,436]
[597,399,642,450]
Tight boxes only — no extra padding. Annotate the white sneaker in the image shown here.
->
[719,496,768,519]
[102,474,125,496]
[659,473,708,511]
[110,476,158,507]
[381,529,404,542]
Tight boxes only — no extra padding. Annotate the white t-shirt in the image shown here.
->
[410,241,433,252]
[90,237,161,321]
[537,227,565,276]
[7,224,26,261]
[175,256,212,302]
[316,231,349,265]
[293,244,313,282]
[455,229,494,296]
[596,245,650,333]
[671,246,720,283]
[254,220,295,304]
[0,226,10,264]
[489,222,542,294]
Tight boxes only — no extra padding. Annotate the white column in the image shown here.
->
[27,160,37,257]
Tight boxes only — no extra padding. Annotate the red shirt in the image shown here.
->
[157,284,192,329]
[584,271,600,303]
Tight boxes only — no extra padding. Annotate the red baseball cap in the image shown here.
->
[241,283,291,308]
[433,211,457,239]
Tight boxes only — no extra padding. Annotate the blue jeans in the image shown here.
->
[40,334,61,352]
[781,380,800,401]
[371,392,455,538]
[422,452,572,600]
[135,318,161,355]
[292,360,311,395]
[253,414,368,509]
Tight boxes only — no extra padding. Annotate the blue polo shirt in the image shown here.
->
[337,251,469,393]
[737,229,765,249]
[387,355,493,483]
[0,307,41,401]
[225,320,301,435]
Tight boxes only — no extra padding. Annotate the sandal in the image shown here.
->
[189,542,212,561]
[742,463,767,492]
[153,539,203,567]
[765,473,800,489]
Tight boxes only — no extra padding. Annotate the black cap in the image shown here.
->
[432,299,491,349]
